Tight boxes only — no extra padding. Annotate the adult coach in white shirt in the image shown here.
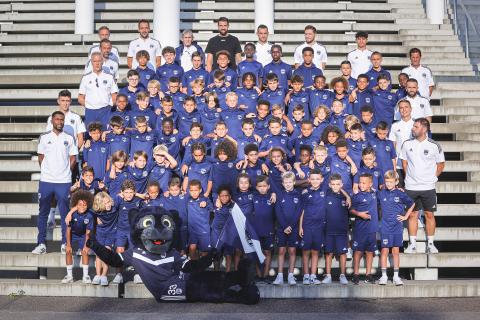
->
[88,26,120,63]
[389,99,413,186]
[400,118,445,254]
[127,19,162,71]
[294,25,327,70]
[32,111,78,255]
[402,48,434,99]
[78,52,118,129]
[394,79,432,122]
[175,30,205,71]
[85,39,120,81]
[255,24,272,66]
[347,31,373,79]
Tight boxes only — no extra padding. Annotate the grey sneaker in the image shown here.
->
[427,244,439,254]
[404,243,417,254]
[378,275,388,285]
[91,275,101,285]
[272,273,284,285]
[310,274,321,285]
[61,275,73,284]
[302,274,310,285]
[133,274,143,284]
[112,273,123,284]
[32,243,46,255]
[82,275,92,284]
[322,275,332,284]
[393,276,404,286]
[100,276,109,286]
[339,274,348,285]
[287,273,296,285]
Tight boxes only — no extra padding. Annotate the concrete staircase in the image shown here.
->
[0,0,479,298]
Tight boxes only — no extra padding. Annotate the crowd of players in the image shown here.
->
[31,18,445,287]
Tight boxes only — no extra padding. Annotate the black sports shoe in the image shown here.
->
[364,274,375,284]
[352,274,360,285]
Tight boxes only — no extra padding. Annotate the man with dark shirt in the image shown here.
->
[205,17,242,72]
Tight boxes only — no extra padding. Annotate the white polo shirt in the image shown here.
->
[79,71,118,110]
[389,118,414,169]
[88,45,120,64]
[46,111,86,147]
[179,45,199,71]
[400,137,445,190]
[84,58,120,81]
[255,42,272,66]
[294,42,328,69]
[394,95,432,121]
[127,37,162,71]
[38,131,78,183]
[347,48,373,79]
[401,64,434,99]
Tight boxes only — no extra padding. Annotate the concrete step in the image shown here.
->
[0,159,39,171]
[125,280,480,299]
[0,226,61,242]
[430,123,480,134]
[428,253,480,268]
[437,82,480,91]
[0,123,46,135]
[435,204,480,216]
[0,140,37,153]
[442,160,480,172]
[0,279,118,297]
[0,252,96,268]
[0,105,83,117]
[442,98,480,107]
[0,203,37,217]
[403,228,480,242]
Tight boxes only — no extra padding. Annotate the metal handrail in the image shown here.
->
[449,0,479,60]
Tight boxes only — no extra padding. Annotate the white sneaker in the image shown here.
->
[91,275,101,285]
[100,276,109,286]
[82,275,92,284]
[133,274,143,284]
[378,275,388,285]
[302,274,310,285]
[393,276,404,286]
[310,274,321,285]
[61,275,73,284]
[112,273,123,284]
[272,274,284,285]
[61,244,66,255]
[339,274,348,285]
[32,243,46,255]
[287,273,296,285]
[346,248,353,260]
[404,243,417,254]
[427,244,439,254]
[322,275,332,284]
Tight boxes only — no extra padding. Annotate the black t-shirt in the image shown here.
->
[205,34,242,70]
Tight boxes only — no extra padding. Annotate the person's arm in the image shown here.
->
[402,159,408,175]
[78,94,86,106]
[436,162,445,177]
[206,53,214,73]
[69,155,76,171]
[205,180,213,198]
[429,86,434,97]
[38,154,44,166]
[156,56,162,69]
[127,57,133,69]
[299,210,305,237]
[235,53,242,67]
[77,133,84,150]
[398,202,415,221]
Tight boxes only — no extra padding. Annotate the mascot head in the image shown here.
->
[128,206,178,256]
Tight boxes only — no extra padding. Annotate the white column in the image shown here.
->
[74,0,95,35]
[154,0,180,47]
[426,0,444,24]
[255,0,274,34]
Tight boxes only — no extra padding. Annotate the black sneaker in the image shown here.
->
[352,274,360,285]
[364,274,375,284]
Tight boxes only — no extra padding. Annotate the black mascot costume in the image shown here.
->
[87,206,260,304]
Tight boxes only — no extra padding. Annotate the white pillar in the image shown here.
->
[255,0,274,34]
[426,0,444,24]
[154,0,180,47]
[74,0,95,35]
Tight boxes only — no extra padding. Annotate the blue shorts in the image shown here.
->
[325,234,348,254]
[276,229,299,248]
[259,234,274,251]
[70,234,86,250]
[301,226,325,251]
[352,232,377,252]
[380,233,403,248]
[115,230,132,248]
[189,231,211,252]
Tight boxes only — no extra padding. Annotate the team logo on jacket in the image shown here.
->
[420,104,425,109]
[386,146,390,152]
[281,139,286,144]
[103,80,108,84]
[256,170,262,175]
[64,140,69,146]
[424,149,429,155]
[70,119,75,125]
[192,118,198,122]
[200,168,207,174]
[122,137,127,142]
[84,219,89,224]
[146,135,152,141]
[173,70,178,75]
[146,75,151,80]
[341,201,347,207]
[160,168,165,174]
[150,44,154,48]
[301,98,307,103]
[388,95,393,100]
[422,73,427,78]
[383,239,388,245]
[142,171,148,177]
[366,98,371,103]
[228,162,233,168]
[101,147,106,153]
[394,197,400,202]
[293,198,299,204]
[237,115,243,120]
[280,69,286,74]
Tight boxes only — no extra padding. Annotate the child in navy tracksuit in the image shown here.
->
[104,150,129,197]
[92,191,118,286]
[211,185,235,272]
[187,179,213,259]
[378,170,415,286]
[83,122,110,180]
[350,173,379,285]
[299,169,326,285]
[62,190,95,284]
[273,171,303,286]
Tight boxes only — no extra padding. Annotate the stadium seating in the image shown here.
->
[0,0,479,297]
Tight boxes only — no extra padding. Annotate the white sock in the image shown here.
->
[66,265,73,277]
[427,236,434,246]
[409,236,417,246]
[82,265,89,277]
[394,269,399,278]
[382,268,387,277]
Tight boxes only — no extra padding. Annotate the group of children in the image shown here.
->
[61,35,420,287]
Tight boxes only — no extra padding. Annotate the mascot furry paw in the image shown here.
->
[87,206,260,304]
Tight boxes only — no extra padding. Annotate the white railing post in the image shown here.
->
[426,0,445,24]
[154,0,180,47]
[255,0,274,34]
[74,0,95,35]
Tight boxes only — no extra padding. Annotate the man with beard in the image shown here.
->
[205,17,242,72]
[394,79,432,123]
[127,19,162,71]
